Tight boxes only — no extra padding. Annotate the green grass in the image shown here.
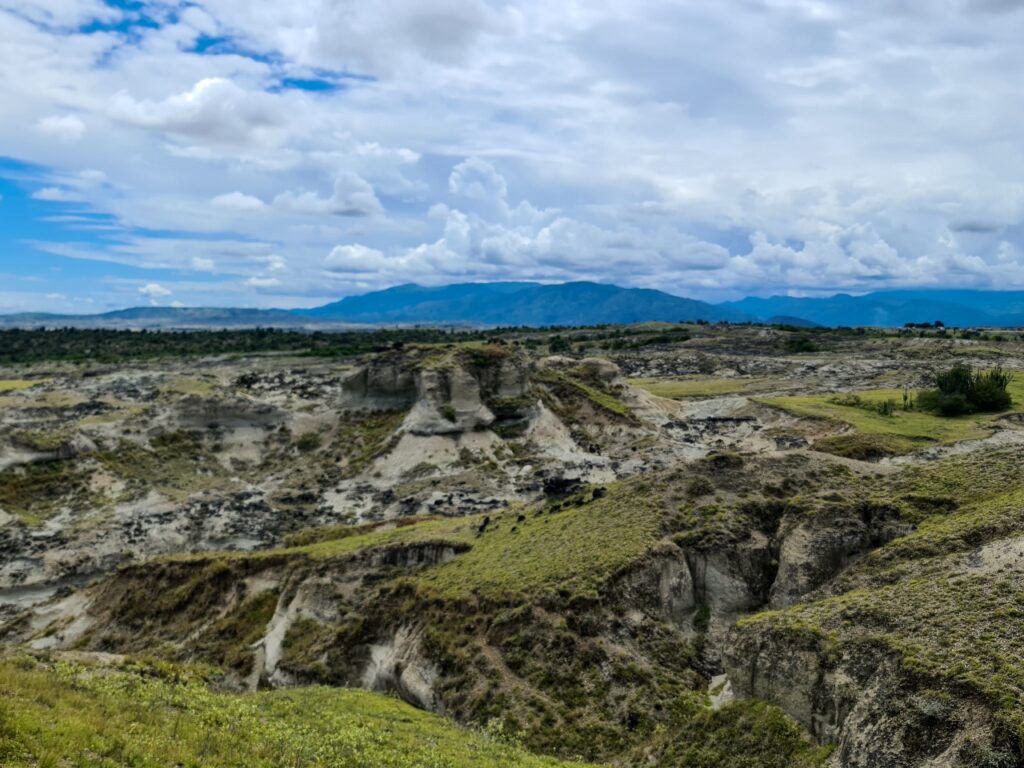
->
[756,386,1024,454]
[0,390,87,410]
[861,487,1024,566]
[743,561,1024,744]
[158,473,678,607]
[410,485,664,602]
[739,455,1024,748]
[535,370,633,419]
[97,432,236,502]
[335,409,407,477]
[633,699,832,768]
[0,460,95,526]
[0,657,591,768]
[630,377,773,399]
[194,483,667,604]
[0,379,44,392]
[161,377,217,397]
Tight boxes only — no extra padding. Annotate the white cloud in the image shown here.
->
[108,78,287,148]
[2,0,119,28]
[449,157,507,203]
[324,244,387,274]
[212,191,266,211]
[37,114,86,141]
[32,187,81,202]
[138,282,172,303]
[245,276,281,288]
[78,169,107,184]
[191,256,217,271]
[273,172,383,217]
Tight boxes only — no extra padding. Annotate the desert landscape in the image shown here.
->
[1,323,1023,767]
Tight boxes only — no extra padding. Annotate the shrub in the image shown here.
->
[917,391,971,417]
[918,364,1013,416]
[548,336,571,354]
[686,477,714,499]
[972,368,1014,411]
[295,432,322,452]
[876,399,896,417]
[784,336,818,354]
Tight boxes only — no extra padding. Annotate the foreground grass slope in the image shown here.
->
[0,657,592,768]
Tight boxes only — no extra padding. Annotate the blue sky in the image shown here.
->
[3,0,1024,313]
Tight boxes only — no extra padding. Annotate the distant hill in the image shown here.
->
[4,283,1024,329]
[726,290,1024,328]
[300,281,749,325]
[0,307,307,329]
[765,315,822,328]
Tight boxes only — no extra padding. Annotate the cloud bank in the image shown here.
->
[3,0,1024,310]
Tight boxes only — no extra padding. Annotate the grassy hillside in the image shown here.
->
[630,377,776,399]
[0,657,593,768]
[736,448,1024,756]
[757,380,1024,457]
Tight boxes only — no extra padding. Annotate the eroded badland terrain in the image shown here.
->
[2,323,1024,767]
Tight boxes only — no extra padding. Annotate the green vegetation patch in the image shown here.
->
[740,450,1024,749]
[889,444,1024,507]
[9,429,71,453]
[918,364,1015,416]
[411,485,663,602]
[757,388,1005,454]
[161,376,217,397]
[98,431,234,501]
[0,460,95,525]
[632,698,832,768]
[0,328,515,365]
[810,432,923,460]
[0,379,44,392]
[335,409,407,477]
[536,369,633,420]
[0,657,590,768]
[744,562,1024,746]
[629,377,774,399]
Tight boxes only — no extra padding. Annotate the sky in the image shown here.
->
[3,0,1024,313]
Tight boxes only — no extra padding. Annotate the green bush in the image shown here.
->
[295,432,321,452]
[918,364,1013,416]
[972,368,1014,412]
[917,391,971,417]
[784,336,818,354]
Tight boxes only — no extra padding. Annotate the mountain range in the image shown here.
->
[2,282,1024,329]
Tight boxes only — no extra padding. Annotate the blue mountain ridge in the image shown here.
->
[4,282,1024,328]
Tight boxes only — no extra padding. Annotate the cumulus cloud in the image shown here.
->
[274,172,384,217]
[324,244,387,274]
[108,78,287,147]
[37,114,85,141]
[138,282,172,303]
[449,157,508,202]
[199,0,505,75]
